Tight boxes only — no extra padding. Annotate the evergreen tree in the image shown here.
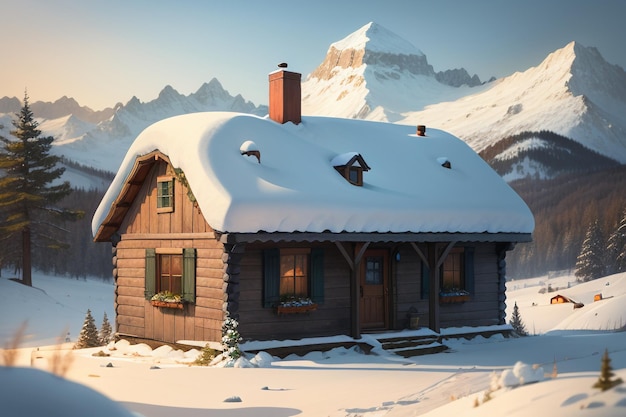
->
[74,309,100,349]
[99,312,113,345]
[0,93,83,286]
[221,315,242,363]
[508,302,528,336]
[607,209,626,274]
[593,349,623,391]
[575,220,606,282]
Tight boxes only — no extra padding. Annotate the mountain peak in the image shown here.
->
[331,22,424,56]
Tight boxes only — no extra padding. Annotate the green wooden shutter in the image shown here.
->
[310,248,325,303]
[263,248,280,308]
[183,248,196,303]
[464,246,475,294]
[145,248,156,299]
[420,261,429,299]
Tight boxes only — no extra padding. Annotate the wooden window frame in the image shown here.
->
[263,248,325,307]
[156,175,174,213]
[420,246,475,299]
[145,248,196,303]
[441,248,465,292]
[279,248,311,298]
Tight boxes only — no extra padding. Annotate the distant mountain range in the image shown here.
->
[1,21,624,186]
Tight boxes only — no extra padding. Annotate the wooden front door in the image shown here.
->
[360,249,389,330]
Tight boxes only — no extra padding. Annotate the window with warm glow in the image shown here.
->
[441,248,464,291]
[279,249,310,297]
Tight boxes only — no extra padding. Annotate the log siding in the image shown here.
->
[104,156,520,346]
[113,160,224,344]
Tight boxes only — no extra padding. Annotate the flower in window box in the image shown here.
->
[278,294,315,308]
[439,288,470,303]
[150,291,183,303]
[275,295,317,315]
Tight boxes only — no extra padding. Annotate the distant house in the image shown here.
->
[92,66,534,345]
[551,294,584,308]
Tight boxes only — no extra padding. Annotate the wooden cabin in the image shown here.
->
[92,66,534,345]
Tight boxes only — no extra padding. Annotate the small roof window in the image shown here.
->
[240,140,261,163]
[332,152,370,186]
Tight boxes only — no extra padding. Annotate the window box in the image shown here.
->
[275,297,317,316]
[276,303,317,315]
[150,291,185,309]
[150,299,185,309]
[439,289,470,304]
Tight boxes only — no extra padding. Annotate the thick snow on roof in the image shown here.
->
[92,112,534,236]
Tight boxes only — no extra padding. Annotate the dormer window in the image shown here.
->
[157,175,174,213]
[331,152,370,186]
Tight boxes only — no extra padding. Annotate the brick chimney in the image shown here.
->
[269,63,301,125]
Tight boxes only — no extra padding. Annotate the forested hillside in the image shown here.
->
[505,165,626,278]
[33,187,112,279]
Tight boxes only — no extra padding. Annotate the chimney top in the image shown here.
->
[269,65,301,125]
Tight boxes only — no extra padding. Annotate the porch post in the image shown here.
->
[427,242,440,332]
[350,263,360,338]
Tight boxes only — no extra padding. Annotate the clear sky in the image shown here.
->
[2,0,625,111]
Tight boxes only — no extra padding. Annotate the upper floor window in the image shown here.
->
[331,152,370,186]
[157,176,174,213]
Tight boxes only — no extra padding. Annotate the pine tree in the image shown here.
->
[508,302,528,336]
[607,209,626,274]
[99,312,113,345]
[221,315,242,362]
[0,92,83,286]
[593,349,623,391]
[575,220,606,282]
[74,309,100,349]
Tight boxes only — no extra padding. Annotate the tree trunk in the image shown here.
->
[22,226,32,286]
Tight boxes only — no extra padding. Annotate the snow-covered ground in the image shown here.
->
[1,270,625,416]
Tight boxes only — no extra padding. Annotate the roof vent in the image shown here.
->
[240,140,260,163]
[437,157,451,169]
[416,125,426,136]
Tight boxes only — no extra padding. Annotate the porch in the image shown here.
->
[240,324,514,358]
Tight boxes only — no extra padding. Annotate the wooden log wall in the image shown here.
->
[114,160,225,344]
[439,243,501,328]
[236,242,352,342]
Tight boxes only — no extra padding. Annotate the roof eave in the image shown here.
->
[217,231,533,244]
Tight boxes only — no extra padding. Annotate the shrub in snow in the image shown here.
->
[74,309,100,349]
[194,344,218,366]
[221,315,243,364]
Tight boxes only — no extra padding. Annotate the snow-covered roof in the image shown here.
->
[92,112,534,239]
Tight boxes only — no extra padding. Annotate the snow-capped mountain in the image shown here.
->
[399,42,626,163]
[302,22,626,164]
[2,21,625,182]
[302,22,486,122]
[0,95,115,124]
